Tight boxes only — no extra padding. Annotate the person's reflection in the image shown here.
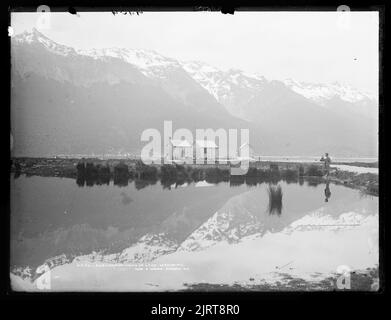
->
[324,180,331,202]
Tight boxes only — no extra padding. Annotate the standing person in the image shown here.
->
[320,153,331,176]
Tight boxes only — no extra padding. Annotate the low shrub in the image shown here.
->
[306,164,323,177]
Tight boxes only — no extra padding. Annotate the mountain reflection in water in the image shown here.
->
[10,175,378,291]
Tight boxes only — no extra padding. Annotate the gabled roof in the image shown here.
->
[170,139,192,148]
[195,140,218,148]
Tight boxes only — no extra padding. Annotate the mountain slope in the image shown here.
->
[11,29,378,157]
[11,29,258,157]
[241,80,377,156]
[283,79,378,120]
[181,61,377,156]
[181,61,268,121]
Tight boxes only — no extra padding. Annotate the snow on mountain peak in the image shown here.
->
[180,60,227,100]
[13,28,76,56]
[13,29,376,115]
[181,60,221,74]
[13,27,47,43]
[181,60,268,103]
[77,47,181,79]
[283,78,376,104]
[13,30,180,79]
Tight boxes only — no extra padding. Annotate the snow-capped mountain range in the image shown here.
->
[11,28,378,157]
[78,43,376,111]
[283,78,375,104]
[79,47,182,80]
[13,28,376,115]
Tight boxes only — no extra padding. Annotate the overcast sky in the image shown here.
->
[11,11,379,94]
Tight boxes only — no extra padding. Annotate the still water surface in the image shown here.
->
[10,175,378,291]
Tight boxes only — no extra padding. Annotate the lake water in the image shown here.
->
[10,175,378,291]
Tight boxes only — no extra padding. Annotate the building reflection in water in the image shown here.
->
[267,183,283,216]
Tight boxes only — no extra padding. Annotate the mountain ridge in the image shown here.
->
[13,28,376,105]
[11,29,378,157]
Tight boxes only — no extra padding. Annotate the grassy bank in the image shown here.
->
[328,170,379,196]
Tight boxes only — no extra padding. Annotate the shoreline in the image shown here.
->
[10,157,379,196]
[10,157,379,292]
[11,267,379,292]
[182,267,379,292]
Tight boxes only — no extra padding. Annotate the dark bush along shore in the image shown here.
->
[10,158,378,196]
